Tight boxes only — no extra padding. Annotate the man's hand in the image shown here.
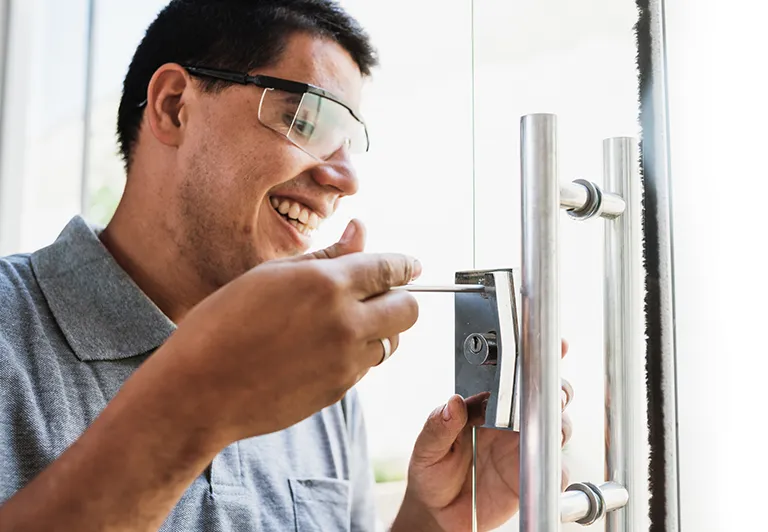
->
[392,340,573,532]
[146,218,421,445]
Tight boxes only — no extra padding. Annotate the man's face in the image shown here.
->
[174,33,363,286]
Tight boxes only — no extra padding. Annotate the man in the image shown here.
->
[0,1,572,530]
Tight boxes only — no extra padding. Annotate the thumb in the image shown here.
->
[411,395,469,466]
[297,219,366,261]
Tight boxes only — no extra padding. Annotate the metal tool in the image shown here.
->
[391,284,486,293]
[453,113,644,530]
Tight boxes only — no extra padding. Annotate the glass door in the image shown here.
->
[471,1,647,530]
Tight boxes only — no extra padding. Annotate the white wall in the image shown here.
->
[666,1,766,530]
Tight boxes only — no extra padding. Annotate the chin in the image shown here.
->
[250,236,310,266]
[248,197,319,267]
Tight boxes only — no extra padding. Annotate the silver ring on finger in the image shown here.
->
[377,337,392,366]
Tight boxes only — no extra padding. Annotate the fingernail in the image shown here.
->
[340,222,356,243]
[411,259,422,280]
[442,403,452,421]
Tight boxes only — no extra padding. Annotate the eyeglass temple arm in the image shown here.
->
[183,65,249,85]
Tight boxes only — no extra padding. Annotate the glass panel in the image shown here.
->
[83,0,168,226]
[0,0,89,254]
[318,1,474,523]
[471,1,643,530]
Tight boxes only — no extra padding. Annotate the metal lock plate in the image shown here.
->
[455,269,522,431]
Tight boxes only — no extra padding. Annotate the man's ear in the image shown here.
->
[144,63,192,149]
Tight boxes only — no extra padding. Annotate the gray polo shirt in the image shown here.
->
[0,215,376,531]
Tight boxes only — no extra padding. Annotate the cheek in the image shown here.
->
[183,102,256,178]
[234,132,310,198]
[184,104,309,203]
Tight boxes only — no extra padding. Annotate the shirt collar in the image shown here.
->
[31,215,176,362]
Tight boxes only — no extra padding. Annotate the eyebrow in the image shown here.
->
[284,94,303,105]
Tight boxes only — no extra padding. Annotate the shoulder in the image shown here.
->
[0,252,35,295]
[0,252,39,325]
[0,252,48,356]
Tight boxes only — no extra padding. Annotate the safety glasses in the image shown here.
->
[183,65,370,160]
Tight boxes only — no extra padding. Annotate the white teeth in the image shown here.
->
[308,212,320,230]
[287,218,312,236]
[272,196,323,235]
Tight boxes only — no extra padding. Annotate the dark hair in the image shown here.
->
[116,0,378,169]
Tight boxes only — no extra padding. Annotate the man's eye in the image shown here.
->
[282,114,315,137]
[292,119,316,138]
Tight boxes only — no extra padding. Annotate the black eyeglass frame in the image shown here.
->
[181,65,369,151]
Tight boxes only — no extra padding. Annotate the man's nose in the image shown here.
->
[310,147,359,196]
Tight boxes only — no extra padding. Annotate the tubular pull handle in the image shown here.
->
[453,114,644,530]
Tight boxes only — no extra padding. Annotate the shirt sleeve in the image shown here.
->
[342,388,378,532]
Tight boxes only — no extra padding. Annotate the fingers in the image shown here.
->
[561,377,573,445]
[562,338,569,358]
[560,341,573,444]
[338,252,422,300]
[410,395,469,466]
[562,413,573,447]
[465,392,491,426]
[294,219,367,261]
[358,290,419,340]
[561,462,571,492]
[366,334,400,367]
[561,378,574,411]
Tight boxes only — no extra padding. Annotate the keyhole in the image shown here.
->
[463,333,497,366]
[471,335,482,353]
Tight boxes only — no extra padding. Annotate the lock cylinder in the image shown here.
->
[463,332,498,366]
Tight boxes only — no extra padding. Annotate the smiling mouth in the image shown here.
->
[270,196,322,237]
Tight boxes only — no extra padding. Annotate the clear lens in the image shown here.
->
[258,88,368,159]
